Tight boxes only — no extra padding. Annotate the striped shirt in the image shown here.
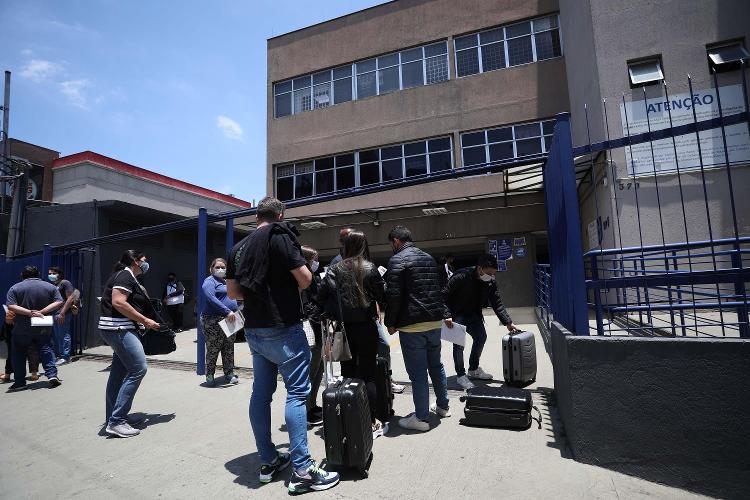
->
[98,268,148,331]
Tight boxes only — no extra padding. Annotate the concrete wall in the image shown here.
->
[549,321,750,498]
[53,162,244,216]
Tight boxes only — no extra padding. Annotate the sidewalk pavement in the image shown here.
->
[0,309,704,499]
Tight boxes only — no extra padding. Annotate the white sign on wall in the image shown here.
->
[619,85,750,176]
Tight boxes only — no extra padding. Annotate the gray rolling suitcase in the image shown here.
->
[502,330,536,386]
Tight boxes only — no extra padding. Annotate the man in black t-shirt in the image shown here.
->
[226,197,339,494]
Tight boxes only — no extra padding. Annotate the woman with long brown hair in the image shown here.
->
[317,230,386,437]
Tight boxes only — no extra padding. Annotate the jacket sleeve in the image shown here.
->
[384,256,405,327]
[366,268,386,310]
[202,279,231,316]
[489,280,512,325]
[442,272,461,316]
[315,272,334,314]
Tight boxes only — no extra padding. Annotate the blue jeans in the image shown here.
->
[99,329,148,426]
[376,320,391,363]
[11,334,57,384]
[399,328,449,420]
[452,314,487,377]
[245,323,312,471]
[53,313,72,360]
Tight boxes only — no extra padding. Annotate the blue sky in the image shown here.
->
[0,0,388,204]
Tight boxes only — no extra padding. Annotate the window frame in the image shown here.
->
[460,119,554,167]
[706,40,750,73]
[627,56,664,88]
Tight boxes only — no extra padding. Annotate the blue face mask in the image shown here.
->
[139,261,150,274]
[48,274,59,282]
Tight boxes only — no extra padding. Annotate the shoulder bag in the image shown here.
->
[329,272,352,362]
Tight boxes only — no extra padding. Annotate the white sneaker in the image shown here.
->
[430,402,452,418]
[391,382,405,394]
[55,358,67,366]
[456,375,475,390]
[398,413,430,432]
[105,422,141,438]
[468,367,493,380]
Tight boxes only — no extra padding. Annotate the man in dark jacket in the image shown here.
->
[384,225,452,432]
[444,253,517,390]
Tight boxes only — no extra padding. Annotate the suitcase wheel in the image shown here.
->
[360,468,369,479]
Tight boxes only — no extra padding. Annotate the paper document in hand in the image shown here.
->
[166,295,185,306]
[31,316,54,327]
[219,311,245,337]
[377,266,387,276]
[441,322,467,346]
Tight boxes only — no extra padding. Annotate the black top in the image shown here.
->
[99,269,151,331]
[56,279,75,302]
[384,243,450,328]
[443,267,512,325]
[317,261,385,323]
[227,224,307,328]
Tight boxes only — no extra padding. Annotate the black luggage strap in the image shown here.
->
[531,405,542,429]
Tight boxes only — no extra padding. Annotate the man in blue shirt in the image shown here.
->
[6,266,64,391]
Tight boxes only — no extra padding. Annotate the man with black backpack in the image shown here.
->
[226,196,339,494]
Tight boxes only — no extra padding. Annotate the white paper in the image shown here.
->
[377,266,387,276]
[441,322,467,346]
[166,295,185,306]
[219,310,244,337]
[31,316,54,327]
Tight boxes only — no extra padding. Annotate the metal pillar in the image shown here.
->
[225,217,234,254]
[196,208,207,375]
[1,71,10,215]
[42,244,52,275]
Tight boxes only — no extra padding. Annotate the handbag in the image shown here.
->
[329,272,352,362]
[136,281,177,356]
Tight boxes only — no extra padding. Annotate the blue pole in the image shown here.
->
[225,217,234,255]
[42,244,52,275]
[196,208,207,375]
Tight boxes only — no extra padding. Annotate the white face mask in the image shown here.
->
[479,271,494,282]
[213,268,227,279]
[310,261,320,273]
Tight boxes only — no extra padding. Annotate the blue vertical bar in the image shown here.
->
[42,244,52,276]
[225,217,234,255]
[196,208,208,375]
[731,251,749,338]
[590,255,604,335]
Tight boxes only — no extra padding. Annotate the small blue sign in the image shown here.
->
[497,260,507,272]
[515,246,526,258]
[496,239,512,261]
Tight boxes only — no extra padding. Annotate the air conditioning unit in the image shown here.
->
[300,221,328,230]
[422,207,448,216]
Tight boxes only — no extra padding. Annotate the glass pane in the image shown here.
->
[515,123,541,139]
[542,120,555,135]
[402,60,424,89]
[357,72,377,98]
[333,78,352,104]
[480,28,503,44]
[516,138,543,156]
[429,137,451,152]
[356,59,376,74]
[629,61,663,84]
[489,142,514,161]
[277,177,293,201]
[425,55,449,84]
[314,157,334,170]
[544,135,552,152]
[381,158,403,182]
[462,131,486,147]
[277,165,294,177]
[456,48,480,77]
[424,41,447,57]
[295,162,313,174]
[404,141,426,156]
[405,154,427,177]
[313,83,331,109]
[274,80,292,94]
[488,127,513,143]
[505,21,531,38]
[378,53,400,68]
[454,34,478,50]
[533,15,558,32]
[337,166,355,190]
[378,66,399,94]
[359,149,379,163]
[315,170,334,195]
[535,30,562,61]
[359,163,380,185]
[292,75,311,89]
[293,88,311,113]
[295,173,313,198]
[462,145,487,166]
[429,151,452,172]
[336,153,355,167]
[381,145,402,160]
[313,71,331,84]
[401,47,423,63]
[507,36,533,66]
[481,41,505,72]
[333,65,352,79]
[274,93,292,117]
[708,43,750,65]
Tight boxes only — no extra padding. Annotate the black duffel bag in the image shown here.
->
[140,323,177,355]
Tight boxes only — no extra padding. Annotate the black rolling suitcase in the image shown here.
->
[321,321,373,478]
[502,330,537,386]
[374,356,394,423]
[459,386,541,429]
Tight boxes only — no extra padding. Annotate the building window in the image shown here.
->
[274,136,453,201]
[627,57,664,87]
[273,41,449,117]
[461,119,554,167]
[454,14,562,78]
[707,41,749,73]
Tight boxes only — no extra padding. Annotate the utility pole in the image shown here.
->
[1,71,10,214]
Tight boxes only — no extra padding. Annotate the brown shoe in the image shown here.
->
[30,372,40,381]
[0,374,11,383]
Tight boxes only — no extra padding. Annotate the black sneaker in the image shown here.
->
[7,383,26,392]
[307,408,324,426]
[288,461,340,494]
[259,451,291,484]
[48,377,62,388]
